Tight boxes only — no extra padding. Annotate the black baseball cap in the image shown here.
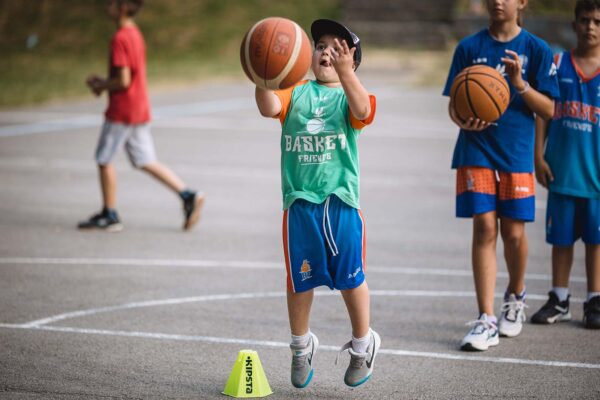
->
[310,19,362,70]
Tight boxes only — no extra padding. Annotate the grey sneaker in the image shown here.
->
[290,332,318,388]
[336,329,381,387]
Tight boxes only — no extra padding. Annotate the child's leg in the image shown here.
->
[125,124,189,195]
[498,217,530,337]
[340,281,370,338]
[472,211,498,315]
[99,164,117,209]
[552,245,574,288]
[141,162,186,193]
[287,288,318,389]
[287,289,314,336]
[586,244,600,293]
[499,217,527,295]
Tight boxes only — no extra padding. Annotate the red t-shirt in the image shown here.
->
[105,25,151,124]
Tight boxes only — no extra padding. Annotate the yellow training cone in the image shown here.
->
[222,349,273,398]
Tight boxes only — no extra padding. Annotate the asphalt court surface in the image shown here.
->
[0,70,599,399]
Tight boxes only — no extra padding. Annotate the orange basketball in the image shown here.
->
[240,17,312,90]
[450,65,510,123]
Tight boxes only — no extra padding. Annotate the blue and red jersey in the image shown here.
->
[544,51,600,198]
[443,28,560,173]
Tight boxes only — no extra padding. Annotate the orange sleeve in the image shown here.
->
[350,95,377,130]
[274,80,309,124]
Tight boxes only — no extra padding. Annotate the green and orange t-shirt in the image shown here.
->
[274,80,376,210]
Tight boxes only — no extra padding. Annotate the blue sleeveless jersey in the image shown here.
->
[443,29,560,172]
[545,51,600,198]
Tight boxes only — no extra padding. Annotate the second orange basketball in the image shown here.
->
[240,17,312,90]
[450,65,510,124]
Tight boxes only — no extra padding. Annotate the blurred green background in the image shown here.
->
[0,0,340,107]
[0,0,572,108]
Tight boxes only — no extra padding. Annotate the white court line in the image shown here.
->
[0,98,252,137]
[15,290,585,329]
[0,324,597,369]
[0,288,597,371]
[0,87,404,138]
[0,257,586,283]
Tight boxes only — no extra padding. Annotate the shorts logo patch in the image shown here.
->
[466,169,475,191]
[348,266,362,279]
[300,259,312,281]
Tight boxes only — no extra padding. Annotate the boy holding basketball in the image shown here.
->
[253,19,379,387]
[443,0,559,351]
[79,0,204,232]
[531,0,600,329]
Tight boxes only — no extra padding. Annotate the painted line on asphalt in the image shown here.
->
[1,290,596,369]
[14,290,585,328]
[0,257,585,283]
[0,322,597,370]
[0,98,252,137]
[0,87,418,138]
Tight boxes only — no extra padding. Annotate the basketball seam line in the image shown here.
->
[263,19,281,89]
[464,72,510,93]
[452,79,467,123]
[244,19,267,86]
[269,21,303,89]
[470,79,502,119]
[464,70,480,121]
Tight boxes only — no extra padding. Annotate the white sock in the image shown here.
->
[587,292,600,302]
[351,329,371,354]
[291,331,311,348]
[552,287,569,302]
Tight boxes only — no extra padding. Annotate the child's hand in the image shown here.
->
[501,50,527,92]
[449,101,491,131]
[535,158,554,188]
[330,38,355,76]
[86,75,104,96]
[458,117,492,131]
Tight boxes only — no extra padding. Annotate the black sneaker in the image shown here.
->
[583,296,600,329]
[78,210,123,232]
[530,292,571,324]
[183,192,205,230]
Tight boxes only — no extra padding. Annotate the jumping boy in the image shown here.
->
[531,0,600,329]
[253,19,380,387]
[79,0,204,232]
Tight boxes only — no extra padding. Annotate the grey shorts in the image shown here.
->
[95,120,157,167]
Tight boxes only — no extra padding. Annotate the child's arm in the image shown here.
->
[86,67,131,96]
[255,87,282,118]
[331,38,370,120]
[501,50,555,120]
[534,115,554,188]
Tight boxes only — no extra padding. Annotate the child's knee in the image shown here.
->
[473,217,497,243]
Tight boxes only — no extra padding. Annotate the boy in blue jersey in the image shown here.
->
[443,0,560,351]
[254,20,380,387]
[531,0,600,329]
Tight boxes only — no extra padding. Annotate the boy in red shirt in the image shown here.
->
[79,0,204,232]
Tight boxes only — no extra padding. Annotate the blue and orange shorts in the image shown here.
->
[456,167,535,221]
[282,195,366,293]
[546,192,600,245]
